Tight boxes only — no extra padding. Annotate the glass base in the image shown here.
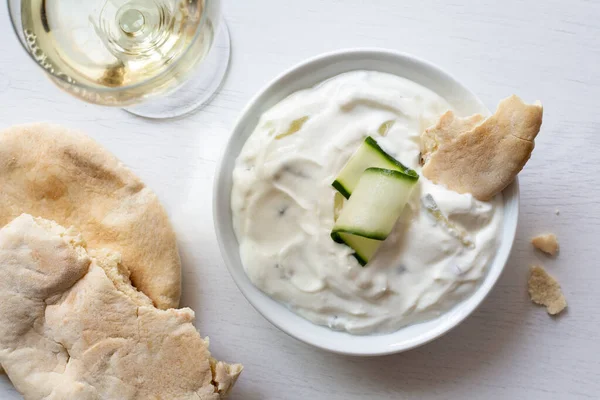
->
[123,17,231,119]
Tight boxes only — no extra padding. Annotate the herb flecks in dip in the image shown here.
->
[231,71,503,335]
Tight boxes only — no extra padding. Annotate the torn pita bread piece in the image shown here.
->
[0,123,180,309]
[421,95,543,201]
[528,265,567,315]
[0,214,242,400]
[531,233,559,256]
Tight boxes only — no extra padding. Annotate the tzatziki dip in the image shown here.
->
[231,71,503,335]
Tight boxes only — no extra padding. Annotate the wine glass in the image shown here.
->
[7,0,230,119]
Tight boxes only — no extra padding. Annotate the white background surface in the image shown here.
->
[1,0,599,399]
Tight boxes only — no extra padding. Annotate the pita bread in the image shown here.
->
[0,214,242,399]
[531,233,559,256]
[528,265,567,315]
[0,123,180,309]
[421,95,543,201]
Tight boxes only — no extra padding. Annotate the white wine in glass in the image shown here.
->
[8,0,230,118]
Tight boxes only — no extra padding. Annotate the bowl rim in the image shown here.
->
[213,48,520,356]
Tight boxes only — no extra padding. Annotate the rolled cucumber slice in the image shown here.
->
[331,231,381,266]
[332,136,418,199]
[332,167,419,265]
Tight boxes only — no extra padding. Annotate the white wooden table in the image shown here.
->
[1,1,599,399]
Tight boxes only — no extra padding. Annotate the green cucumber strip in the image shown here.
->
[332,136,417,199]
[331,231,381,267]
[378,120,395,136]
[275,116,309,139]
[333,167,418,243]
[422,194,474,248]
[333,192,345,221]
[332,180,351,199]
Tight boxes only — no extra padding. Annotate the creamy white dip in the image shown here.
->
[231,71,503,335]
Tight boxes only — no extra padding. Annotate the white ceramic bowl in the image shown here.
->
[214,49,519,356]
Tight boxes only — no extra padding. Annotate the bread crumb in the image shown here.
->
[528,265,567,315]
[531,233,559,256]
[555,209,560,215]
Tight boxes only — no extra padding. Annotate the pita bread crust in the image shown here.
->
[421,95,543,201]
[0,123,180,309]
[0,214,242,399]
[420,112,486,161]
[528,265,567,315]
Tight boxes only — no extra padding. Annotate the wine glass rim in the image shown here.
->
[6,0,213,93]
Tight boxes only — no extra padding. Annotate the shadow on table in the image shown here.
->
[177,224,535,400]
[320,250,532,397]
[0,374,21,400]
[223,248,535,400]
